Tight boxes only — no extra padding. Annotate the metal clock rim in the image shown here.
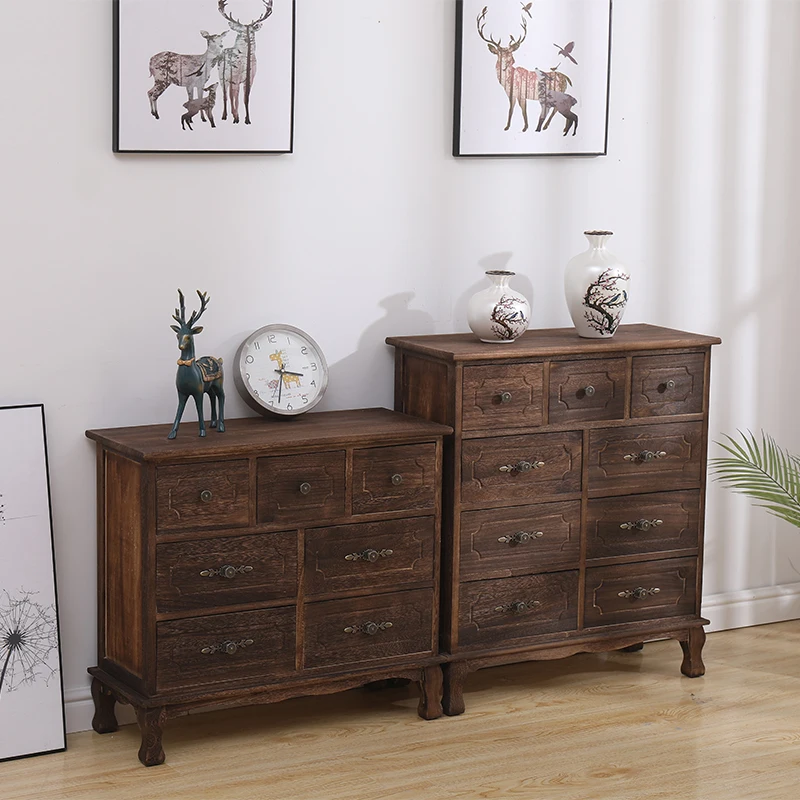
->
[233,324,329,417]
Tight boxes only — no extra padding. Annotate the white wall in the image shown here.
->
[2,0,799,734]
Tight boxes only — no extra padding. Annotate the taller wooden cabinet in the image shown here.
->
[387,324,720,715]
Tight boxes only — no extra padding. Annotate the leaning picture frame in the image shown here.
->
[0,404,66,763]
[454,0,612,157]
[114,0,296,154]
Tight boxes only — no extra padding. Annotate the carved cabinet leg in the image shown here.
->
[91,678,119,734]
[680,627,706,678]
[443,662,469,717]
[136,707,167,767]
[417,666,443,720]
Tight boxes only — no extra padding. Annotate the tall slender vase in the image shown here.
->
[467,270,531,343]
[564,231,630,338]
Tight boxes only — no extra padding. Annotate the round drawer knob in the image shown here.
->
[200,490,213,503]
[299,482,312,495]
[584,385,596,397]
[666,379,676,390]
[391,474,403,486]
[224,641,239,655]
[499,391,513,404]
[221,565,237,579]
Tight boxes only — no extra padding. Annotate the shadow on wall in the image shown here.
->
[452,252,535,332]
[325,293,435,411]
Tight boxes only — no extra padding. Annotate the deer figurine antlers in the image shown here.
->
[168,290,226,440]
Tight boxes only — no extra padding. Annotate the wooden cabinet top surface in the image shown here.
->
[386,324,721,362]
[86,408,453,462]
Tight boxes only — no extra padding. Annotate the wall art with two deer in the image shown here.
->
[455,0,612,156]
[115,0,295,153]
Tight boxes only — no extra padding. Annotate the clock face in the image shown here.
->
[234,325,328,416]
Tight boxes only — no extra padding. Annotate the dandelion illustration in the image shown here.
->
[0,590,59,699]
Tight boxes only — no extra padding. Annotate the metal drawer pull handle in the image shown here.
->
[619,519,664,532]
[199,564,254,579]
[299,482,312,495]
[391,473,404,486]
[498,391,513,404]
[618,587,661,600]
[495,600,541,614]
[343,621,393,635]
[497,530,544,544]
[200,490,213,502]
[201,638,254,656]
[623,450,667,463]
[584,385,596,397]
[499,460,545,473]
[344,548,394,563]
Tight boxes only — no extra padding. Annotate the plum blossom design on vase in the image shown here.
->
[583,267,630,336]
[0,590,59,703]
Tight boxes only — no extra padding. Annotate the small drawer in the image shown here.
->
[549,358,627,424]
[305,517,435,597]
[352,443,436,515]
[461,431,582,507]
[588,422,703,496]
[460,501,580,581]
[631,353,705,418]
[462,363,544,431]
[584,557,697,628]
[156,532,298,613]
[304,589,434,669]
[156,607,296,690]
[156,460,250,532]
[458,572,578,649]
[257,451,346,525]
[586,491,700,561]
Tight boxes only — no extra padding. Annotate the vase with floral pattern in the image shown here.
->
[467,270,531,343]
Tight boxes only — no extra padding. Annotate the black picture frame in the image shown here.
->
[453,0,613,158]
[0,404,66,763]
[113,0,296,154]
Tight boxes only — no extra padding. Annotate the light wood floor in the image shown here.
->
[6,621,800,799]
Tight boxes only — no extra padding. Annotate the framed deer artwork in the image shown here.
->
[454,0,612,157]
[0,405,65,763]
[114,0,295,153]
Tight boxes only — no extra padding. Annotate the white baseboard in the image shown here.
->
[63,582,800,734]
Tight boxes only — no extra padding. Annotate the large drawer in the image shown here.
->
[458,572,578,649]
[156,460,250,532]
[305,517,435,597]
[631,353,705,418]
[588,422,704,495]
[257,450,346,524]
[460,501,581,581]
[156,606,296,690]
[461,363,544,431]
[586,491,700,561]
[156,531,298,613]
[549,358,627,424]
[461,431,582,507]
[304,589,434,669]
[584,557,697,628]
[352,443,436,515]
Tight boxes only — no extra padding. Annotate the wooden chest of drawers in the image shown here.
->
[86,409,451,765]
[387,324,720,715]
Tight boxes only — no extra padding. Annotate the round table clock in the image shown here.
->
[234,325,329,416]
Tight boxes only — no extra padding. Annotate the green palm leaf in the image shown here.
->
[710,430,800,528]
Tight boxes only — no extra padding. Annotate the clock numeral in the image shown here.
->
[245,373,250,380]
[253,389,259,396]
[286,336,292,344]
[311,362,317,371]
[301,346,308,355]
[311,380,316,387]
[267,334,276,343]
[245,355,254,364]
[268,400,274,406]
[253,341,260,350]
[302,395,309,404]
[287,403,293,411]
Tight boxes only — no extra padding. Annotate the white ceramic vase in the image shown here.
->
[467,270,531,343]
[564,231,630,338]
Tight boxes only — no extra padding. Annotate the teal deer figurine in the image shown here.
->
[168,290,226,439]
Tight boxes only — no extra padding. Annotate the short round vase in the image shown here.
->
[467,270,531,343]
[564,231,631,339]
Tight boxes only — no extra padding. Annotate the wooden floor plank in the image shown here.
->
[5,621,800,799]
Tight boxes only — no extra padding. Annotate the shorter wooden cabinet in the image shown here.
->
[87,409,450,766]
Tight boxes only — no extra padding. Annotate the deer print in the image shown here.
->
[168,290,225,440]
[217,0,273,125]
[476,7,575,134]
[181,83,219,130]
[269,351,301,388]
[148,30,228,120]
[536,84,578,136]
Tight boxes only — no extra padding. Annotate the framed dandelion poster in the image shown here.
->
[0,405,65,762]
[454,0,612,156]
